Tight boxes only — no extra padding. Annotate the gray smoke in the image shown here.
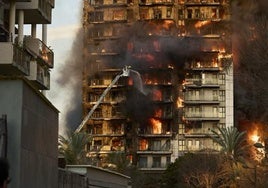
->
[55,28,84,133]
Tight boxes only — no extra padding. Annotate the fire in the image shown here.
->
[152,89,162,101]
[139,139,148,150]
[150,118,162,134]
[177,97,183,108]
[251,134,260,143]
[194,21,211,29]
[154,108,162,118]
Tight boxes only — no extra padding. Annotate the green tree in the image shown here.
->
[161,153,231,188]
[104,152,131,173]
[58,131,91,165]
[211,126,247,161]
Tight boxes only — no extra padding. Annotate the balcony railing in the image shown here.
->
[184,78,219,86]
[27,61,50,90]
[184,95,219,102]
[184,112,218,118]
[0,42,30,76]
[139,0,174,5]
[91,0,128,7]
[24,36,54,68]
[185,0,220,5]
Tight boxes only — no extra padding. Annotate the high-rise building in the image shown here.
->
[0,1,58,187]
[81,0,233,173]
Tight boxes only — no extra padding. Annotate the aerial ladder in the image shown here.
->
[75,66,130,133]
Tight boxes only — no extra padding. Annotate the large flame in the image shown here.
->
[150,118,162,134]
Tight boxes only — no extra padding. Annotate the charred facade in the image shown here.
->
[82,0,233,172]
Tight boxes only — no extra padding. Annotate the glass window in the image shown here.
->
[219,90,225,101]
[152,140,161,150]
[139,157,148,168]
[219,107,225,118]
[152,157,161,168]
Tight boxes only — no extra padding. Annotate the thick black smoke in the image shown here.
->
[233,0,268,125]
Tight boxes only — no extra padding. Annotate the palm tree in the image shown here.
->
[58,131,91,165]
[211,126,247,161]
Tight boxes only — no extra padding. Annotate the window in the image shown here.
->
[178,140,185,151]
[213,90,218,101]
[219,107,225,118]
[219,74,225,85]
[113,10,125,20]
[219,90,225,101]
[139,157,147,168]
[89,11,104,22]
[178,124,184,134]
[154,9,162,19]
[194,9,200,19]
[178,9,184,19]
[140,8,149,20]
[166,156,171,166]
[187,9,192,19]
[167,7,172,18]
[152,157,161,168]
[152,140,161,150]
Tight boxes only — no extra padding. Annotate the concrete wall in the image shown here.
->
[0,79,59,188]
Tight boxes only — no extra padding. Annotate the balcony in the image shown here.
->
[185,0,220,6]
[89,145,125,153]
[186,61,220,71]
[0,42,30,76]
[137,149,172,154]
[138,130,172,137]
[15,0,53,24]
[183,113,220,121]
[26,61,50,90]
[184,78,219,87]
[24,36,54,68]
[91,0,128,7]
[139,0,174,5]
[184,95,219,104]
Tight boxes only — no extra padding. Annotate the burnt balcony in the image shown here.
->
[26,61,50,90]
[185,0,220,6]
[184,78,219,88]
[90,0,128,7]
[186,61,220,71]
[138,131,172,137]
[0,42,30,76]
[24,36,54,68]
[139,0,174,5]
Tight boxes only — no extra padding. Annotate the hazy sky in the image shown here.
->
[46,0,83,132]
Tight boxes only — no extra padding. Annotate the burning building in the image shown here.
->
[81,0,233,173]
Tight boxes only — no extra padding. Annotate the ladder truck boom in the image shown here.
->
[75,66,130,133]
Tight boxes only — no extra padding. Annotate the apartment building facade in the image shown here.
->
[0,1,58,187]
[82,0,233,173]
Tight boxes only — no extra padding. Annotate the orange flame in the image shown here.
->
[150,118,162,134]
[194,21,211,29]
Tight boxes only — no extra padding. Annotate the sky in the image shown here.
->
[44,0,82,133]
[47,0,82,133]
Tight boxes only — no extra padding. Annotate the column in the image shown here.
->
[18,10,24,46]
[9,0,16,42]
